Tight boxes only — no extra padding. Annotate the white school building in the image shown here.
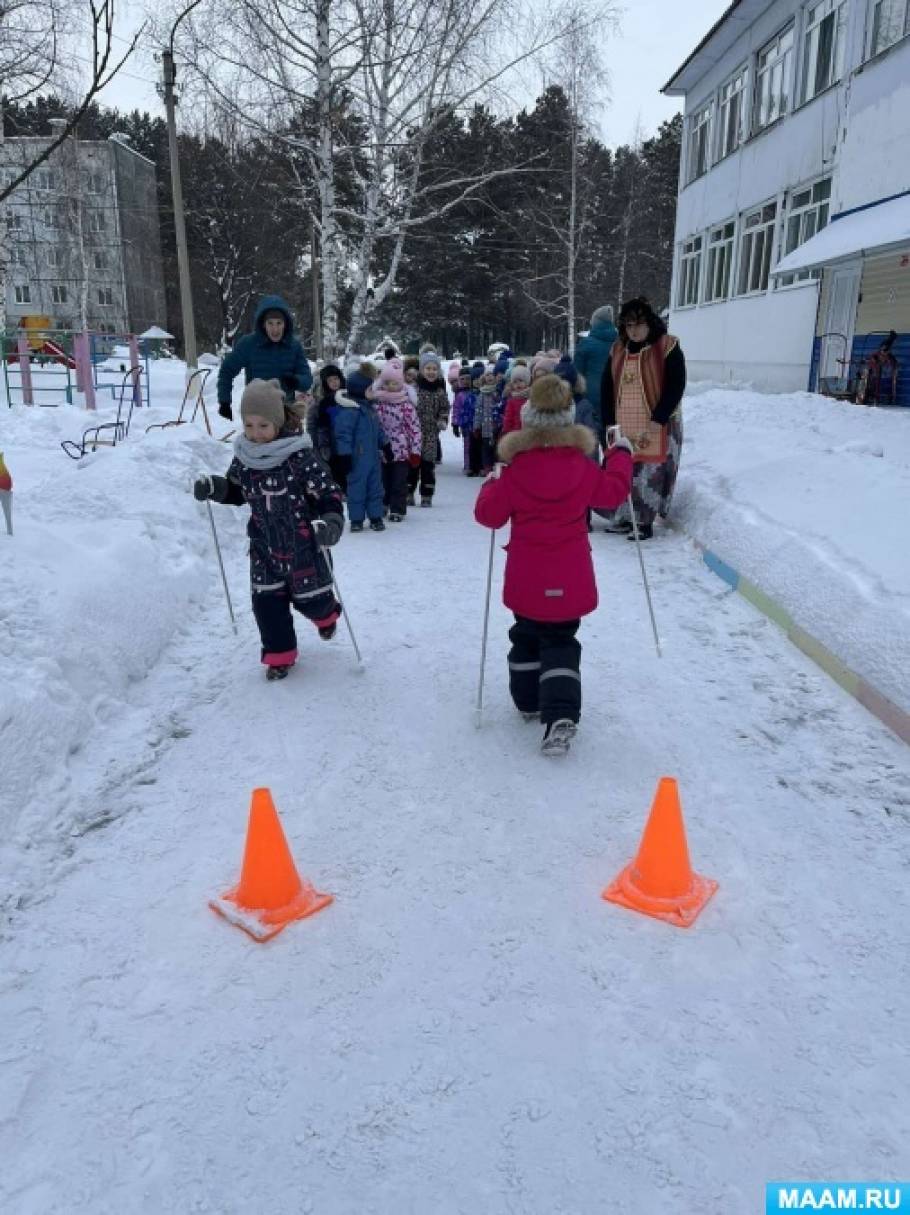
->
[663,0,910,404]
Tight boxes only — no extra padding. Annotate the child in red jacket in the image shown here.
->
[474,374,633,755]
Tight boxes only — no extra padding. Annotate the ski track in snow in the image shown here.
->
[2,436,910,1214]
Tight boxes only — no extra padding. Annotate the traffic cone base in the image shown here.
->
[602,776,718,929]
[210,787,332,942]
[210,884,333,943]
[602,866,717,928]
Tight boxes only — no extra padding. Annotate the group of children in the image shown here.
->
[451,350,601,481]
[307,349,450,528]
[196,337,636,754]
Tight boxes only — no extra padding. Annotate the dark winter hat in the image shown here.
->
[320,362,344,384]
[344,360,377,400]
[469,362,485,383]
[619,296,665,337]
[521,374,575,429]
[554,354,578,388]
[493,353,511,377]
[419,350,441,371]
[240,378,286,430]
[403,355,420,372]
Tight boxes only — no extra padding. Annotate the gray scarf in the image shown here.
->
[233,432,312,471]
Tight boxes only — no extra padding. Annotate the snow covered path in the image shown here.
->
[2,438,910,1214]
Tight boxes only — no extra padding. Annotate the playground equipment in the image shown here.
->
[146,367,213,436]
[60,367,143,459]
[2,327,150,408]
[817,329,901,405]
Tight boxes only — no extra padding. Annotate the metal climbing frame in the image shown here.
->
[60,367,143,459]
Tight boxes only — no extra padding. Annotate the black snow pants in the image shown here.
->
[507,615,582,725]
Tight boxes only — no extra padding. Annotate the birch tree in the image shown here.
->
[174,0,595,356]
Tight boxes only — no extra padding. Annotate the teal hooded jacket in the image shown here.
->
[217,295,313,408]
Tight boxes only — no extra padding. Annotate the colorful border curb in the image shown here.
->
[697,544,910,746]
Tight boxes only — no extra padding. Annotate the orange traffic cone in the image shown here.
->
[602,777,717,928]
[210,788,333,942]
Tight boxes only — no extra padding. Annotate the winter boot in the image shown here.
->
[350,521,364,533]
[389,512,404,522]
[628,523,653,541]
[420,497,432,507]
[266,664,291,682]
[541,719,577,757]
[369,518,386,532]
[604,520,633,534]
[406,492,416,507]
[318,621,338,641]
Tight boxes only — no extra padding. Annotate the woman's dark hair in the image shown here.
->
[618,296,666,343]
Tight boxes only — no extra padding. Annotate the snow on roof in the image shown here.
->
[140,326,175,340]
[772,192,910,276]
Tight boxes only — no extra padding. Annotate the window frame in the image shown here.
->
[753,23,796,133]
[686,101,714,184]
[776,177,832,287]
[14,284,32,304]
[51,284,69,305]
[716,65,748,160]
[735,200,779,296]
[89,211,106,233]
[703,219,737,303]
[676,234,704,308]
[800,0,847,104]
[97,287,115,307]
[866,0,910,57]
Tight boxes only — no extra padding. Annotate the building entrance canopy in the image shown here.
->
[772,193,910,277]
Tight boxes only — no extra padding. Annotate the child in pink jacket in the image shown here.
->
[372,359,421,520]
[474,374,633,756]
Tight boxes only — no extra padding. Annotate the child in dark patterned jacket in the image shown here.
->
[194,378,345,682]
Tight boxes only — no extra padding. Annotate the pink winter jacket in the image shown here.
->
[474,425,632,621]
[373,390,422,462]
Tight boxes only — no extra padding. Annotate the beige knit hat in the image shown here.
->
[240,378,286,430]
[520,373,575,428]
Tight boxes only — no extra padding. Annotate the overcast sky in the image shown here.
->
[97,0,731,149]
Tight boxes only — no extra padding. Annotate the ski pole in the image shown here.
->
[205,499,238,635]
[323,548,365,672]
[607,427,662,658]
[476,525,497,727]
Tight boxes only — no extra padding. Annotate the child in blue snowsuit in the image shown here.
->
[332,361,389,533]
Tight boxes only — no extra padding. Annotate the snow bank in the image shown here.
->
[674,388,910,715]
[0,389,245,888]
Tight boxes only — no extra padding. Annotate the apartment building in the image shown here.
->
[663,0,910,401]
[1,123,166,337]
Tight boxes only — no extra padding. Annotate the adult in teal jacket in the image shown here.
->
[217,294,313,419]
[573,304,618,438]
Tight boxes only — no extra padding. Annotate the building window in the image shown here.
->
[98,288,114,306]
[717,68,748,159]
[7,212,24,230]
[44,207,60,229]
[777,178,832,286]
[47,247,60,268]
[52,284,68,304]
[94,251,106,270]
[704,221,736,302]
[89,212,105,233]
[35,169,58,191]
[736,201,778,295]
[867,0,909,55]
[11,248,28,267]
[14,285,32,304]
[686,103,713,183]
[801,0,847,102]
[754,25,795,131]
[85,172,105,193]
[677,235,703,307]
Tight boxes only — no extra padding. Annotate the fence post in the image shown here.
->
[16,336,34,406]
[82,332,96,411]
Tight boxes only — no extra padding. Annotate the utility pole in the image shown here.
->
[311,222,323,363]
[160,47,197,371]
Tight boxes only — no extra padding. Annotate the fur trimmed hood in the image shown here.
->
[498,424,596,463]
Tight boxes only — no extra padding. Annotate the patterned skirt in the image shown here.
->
[599,415,683,527]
